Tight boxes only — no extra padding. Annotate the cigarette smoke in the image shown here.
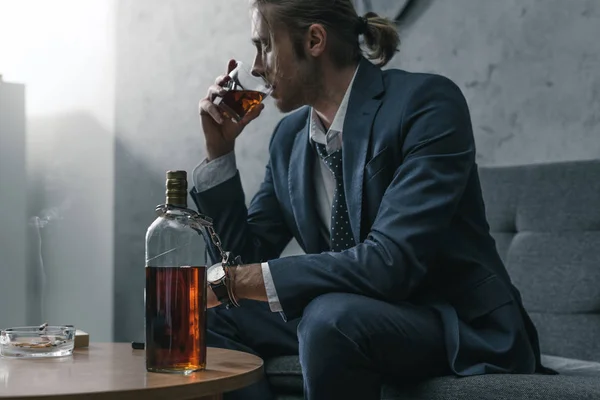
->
[29,200,71,322]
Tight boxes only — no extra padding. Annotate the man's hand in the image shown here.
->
[206,263,267,308]
[199,59,264,161]
[207,284,221,308]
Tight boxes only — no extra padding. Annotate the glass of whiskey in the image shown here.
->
[213,61,272,122]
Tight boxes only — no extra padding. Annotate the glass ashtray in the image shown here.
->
[0,325,76,358]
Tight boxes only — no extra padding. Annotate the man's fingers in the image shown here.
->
[209,60,236,87]
[206,285,221,308]
[206,84,227,101]
[214,75,227,85]
[199,99,224,124]
[227,59,237,74]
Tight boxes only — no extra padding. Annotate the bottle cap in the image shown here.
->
[165,170,188,207]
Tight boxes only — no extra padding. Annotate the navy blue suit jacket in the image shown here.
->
[192,58,545,375]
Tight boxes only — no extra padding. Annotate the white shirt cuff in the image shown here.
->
[192,151,237,192]
[261,262,283,312]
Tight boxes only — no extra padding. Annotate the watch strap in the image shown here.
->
[209,279,231,306]
[208,266,239,309]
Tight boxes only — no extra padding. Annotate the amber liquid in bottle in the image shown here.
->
[145,266,207,373]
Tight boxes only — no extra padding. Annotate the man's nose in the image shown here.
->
[251,53,265,77]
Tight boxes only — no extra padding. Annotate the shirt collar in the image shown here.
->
[309,65,360,153]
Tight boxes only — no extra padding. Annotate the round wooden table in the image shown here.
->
[0,343,263,399]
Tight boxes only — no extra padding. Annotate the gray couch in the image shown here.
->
[265,159,600,399]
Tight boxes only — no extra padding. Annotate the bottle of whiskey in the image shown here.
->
[145,170,208,374]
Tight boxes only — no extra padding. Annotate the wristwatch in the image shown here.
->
[207,262,239,308]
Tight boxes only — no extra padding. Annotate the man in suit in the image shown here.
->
[192,1,546,399]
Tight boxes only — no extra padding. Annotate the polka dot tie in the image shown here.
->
[315,143,354,252]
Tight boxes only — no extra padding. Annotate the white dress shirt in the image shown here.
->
[193,67,359,312]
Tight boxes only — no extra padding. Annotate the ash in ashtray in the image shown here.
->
[11,337,69,349]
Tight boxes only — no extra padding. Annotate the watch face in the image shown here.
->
[207,263,226,282]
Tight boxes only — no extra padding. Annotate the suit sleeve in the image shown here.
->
[269,75,476,319]
[190,122,293,265]
[192,151,237,192]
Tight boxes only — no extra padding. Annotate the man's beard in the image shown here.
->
[274,58,322,113]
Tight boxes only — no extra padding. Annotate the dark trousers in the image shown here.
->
[207,293,450,400]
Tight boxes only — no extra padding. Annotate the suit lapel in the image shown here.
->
[342,59,385,243]
[289,111,323,253]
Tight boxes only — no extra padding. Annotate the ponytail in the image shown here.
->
[361,12,400,67]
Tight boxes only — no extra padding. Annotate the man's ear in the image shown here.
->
[305,24,327,57]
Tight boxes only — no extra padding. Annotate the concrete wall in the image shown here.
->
[113,0,600,341]
[394,0,600,165]
[0,0,115,340]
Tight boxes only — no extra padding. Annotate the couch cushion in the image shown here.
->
[266,355,302,393]
[542,355,600,377]
[479,160,600,361]
[506,232,600,314]
[530,313,600,361]
[384,374,600,400]
[268,354,600,399]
